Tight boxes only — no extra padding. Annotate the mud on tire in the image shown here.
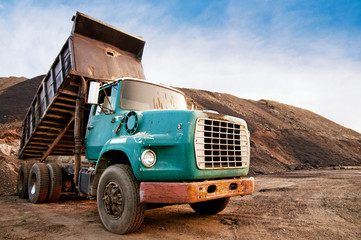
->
[46,163,62,203]
[28,163,50,204]
[17,163,33,199]
[97,164,145,234]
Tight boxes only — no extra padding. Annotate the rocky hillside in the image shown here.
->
[0,76,360,195]
[0,76,43,195]
[180,88,361,174]
[0,76,44,124]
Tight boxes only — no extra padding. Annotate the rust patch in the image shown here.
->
[140,177,254,204]
[153,97,164,110]
[87,65,95,77]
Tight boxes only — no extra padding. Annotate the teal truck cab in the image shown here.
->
[16,12,254,234]
[84,77,254,233]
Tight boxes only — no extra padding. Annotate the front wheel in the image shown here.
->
[97,164,145,234]
[189,197,230,215]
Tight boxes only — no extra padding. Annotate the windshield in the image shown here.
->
[120,80,187,111]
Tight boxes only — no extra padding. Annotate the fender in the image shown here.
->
[94,133,179,180]
[95,136,139,174]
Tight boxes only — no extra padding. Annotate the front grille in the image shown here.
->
[194,118,249,169]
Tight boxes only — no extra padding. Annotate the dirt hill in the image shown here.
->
[0,76,44,195]
[0,76,360,195]
[180,88,361,174]
[0,75,44,124]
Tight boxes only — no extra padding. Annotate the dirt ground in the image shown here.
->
[0,169,360,240]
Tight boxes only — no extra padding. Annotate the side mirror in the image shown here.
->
[87,81,100,104]
[191,100,197,110]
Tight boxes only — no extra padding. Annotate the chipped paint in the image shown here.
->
[140,177,254,204]
[110,138,127,144]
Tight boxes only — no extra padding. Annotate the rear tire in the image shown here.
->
[28,163,50,204]
[97,164,145,234]
[189,197,230,215]
[17,163,33,199]
[46,163,62,203]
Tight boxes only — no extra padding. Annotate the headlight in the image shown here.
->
[141,149,156,168]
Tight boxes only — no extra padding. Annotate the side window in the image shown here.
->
[95,84,118,115]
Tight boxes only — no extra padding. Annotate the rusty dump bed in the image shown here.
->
[19,12,146,160]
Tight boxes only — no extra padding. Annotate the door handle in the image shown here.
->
[87,126,94,130]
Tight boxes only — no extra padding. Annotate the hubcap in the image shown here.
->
[30,174,36,195]
[31,183,36,195]
[103,182,124,219]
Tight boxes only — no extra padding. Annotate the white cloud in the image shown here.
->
[142,25,361,133]
[0,1,360,133]
[0,2,73,77]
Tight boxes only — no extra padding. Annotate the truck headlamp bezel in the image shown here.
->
[141,149,156,168]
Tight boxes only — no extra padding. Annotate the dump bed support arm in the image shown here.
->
[74,77,86,185]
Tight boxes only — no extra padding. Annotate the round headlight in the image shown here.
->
[141,149,156,168]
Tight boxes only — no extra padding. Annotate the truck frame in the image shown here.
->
[17,12,254,234]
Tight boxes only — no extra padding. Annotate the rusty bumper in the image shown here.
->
[139,177,254,204]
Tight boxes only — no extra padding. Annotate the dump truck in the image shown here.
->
[17,12,254,234]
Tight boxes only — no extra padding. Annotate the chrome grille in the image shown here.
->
[195,118,249,169]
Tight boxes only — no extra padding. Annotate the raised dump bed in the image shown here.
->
[19,12,146,160]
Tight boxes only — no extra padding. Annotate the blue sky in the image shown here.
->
[1,0,361,133]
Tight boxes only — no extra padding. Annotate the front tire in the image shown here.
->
[97,164,145,234]
[28,163,49,204]
[190,197,230,215]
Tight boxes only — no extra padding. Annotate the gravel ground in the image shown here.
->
[0,169,360,240]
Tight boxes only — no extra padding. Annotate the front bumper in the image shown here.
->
[139,177,254,204]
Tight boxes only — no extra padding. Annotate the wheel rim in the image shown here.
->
[31,183,36,195]
[30,174,36,195]
[103,181,124,219]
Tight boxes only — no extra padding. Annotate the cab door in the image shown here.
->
[85,83,119,160]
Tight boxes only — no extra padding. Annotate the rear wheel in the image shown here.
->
[46,163,62,203]
[97,164,145,234]
[17,163,33,199]
[28,163,50,204]
[189,197,230,215]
